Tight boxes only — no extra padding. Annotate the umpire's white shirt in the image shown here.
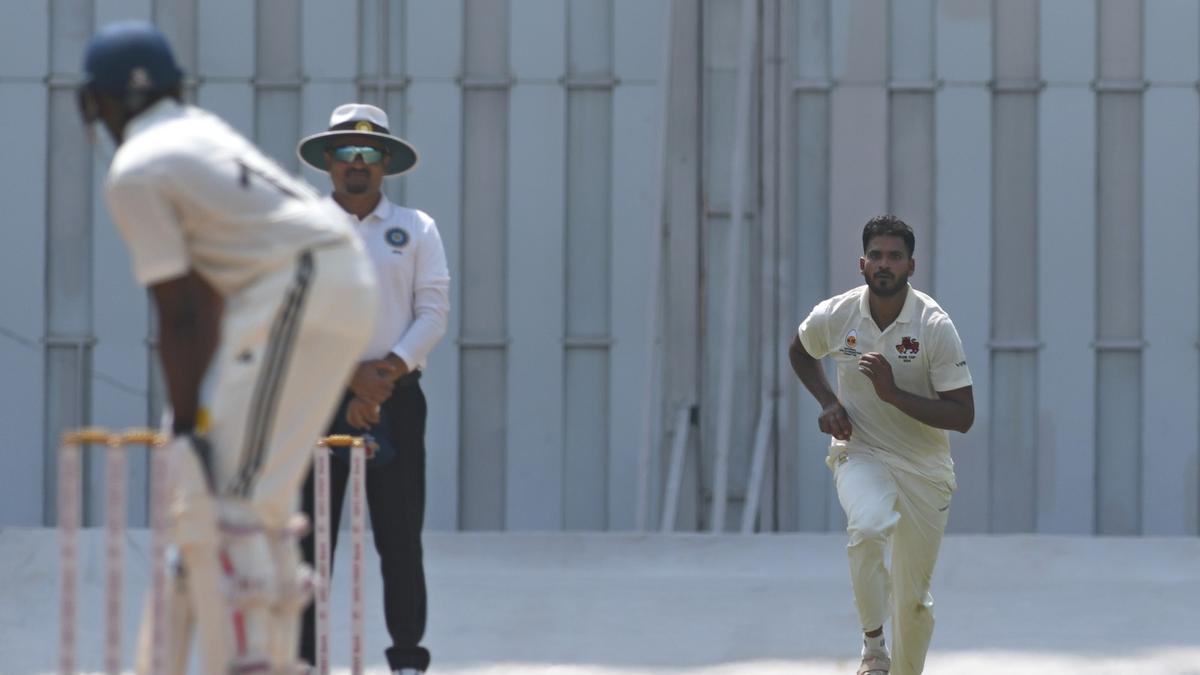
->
[105,99,357,297]
[797,284,972,483]
[346,195,450,368]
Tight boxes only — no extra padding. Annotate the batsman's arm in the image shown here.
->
[151,271,223,435]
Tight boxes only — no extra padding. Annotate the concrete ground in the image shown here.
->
[1,529,1197,674]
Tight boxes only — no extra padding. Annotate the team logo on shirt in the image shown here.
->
[895,336,920,363]
[384,227,410,250]
[839,329,860,357]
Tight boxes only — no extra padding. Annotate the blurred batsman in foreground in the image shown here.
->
[78,20,377,673]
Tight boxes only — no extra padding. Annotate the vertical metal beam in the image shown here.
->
[634,0,676,531]
[1141,0,1200,535]
[935,0,992,534]
[744,0,782,533]
[403,0,465,530]
[254,0,303,170]
[458,0,511,530]
[45,0,96,525]
[0,1,51,526]
[1094,0,1145,535]
[989,0,1040,533]
[1036,0,1097,534]
[785,0,833,533]
[662,0,703,531]
[508,0,567,529]
[563,0,610,531]
[710,0,758,533]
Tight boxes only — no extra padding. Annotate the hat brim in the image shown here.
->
[296,130,419,176]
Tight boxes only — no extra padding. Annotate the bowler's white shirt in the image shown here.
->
[105,99,356,297]
[798,284,972,483]
[346,196,450,369]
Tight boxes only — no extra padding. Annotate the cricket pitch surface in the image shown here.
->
[1,530,1196,674]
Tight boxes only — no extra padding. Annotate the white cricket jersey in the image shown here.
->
[345,196,450,368]
[798,284,973,482]
[104,99,356,297]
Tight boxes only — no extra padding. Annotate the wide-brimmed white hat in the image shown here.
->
[297,103,418,176]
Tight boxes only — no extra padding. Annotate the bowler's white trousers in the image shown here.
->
[832,450,954,675]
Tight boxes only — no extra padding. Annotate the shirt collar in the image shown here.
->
[361,194,394,223]
[858,283,917,327]
[123,98,184,140]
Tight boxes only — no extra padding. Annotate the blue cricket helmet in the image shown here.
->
[82,20,183,95]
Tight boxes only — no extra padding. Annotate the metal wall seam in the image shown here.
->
[609,0,665,530]
[1036,0,1098,534]
[506,0,566,530]
[1094,0,1144,535]
[404,0,466,531]
[458,0,510,530]
[787,0,833,533]
[565,0,613,531]
[46,0,97,525]
[1141,0,1200,535]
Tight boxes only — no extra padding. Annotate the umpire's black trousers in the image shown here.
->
[298,375,430,672]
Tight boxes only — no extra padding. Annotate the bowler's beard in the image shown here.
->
[864,270,908,298]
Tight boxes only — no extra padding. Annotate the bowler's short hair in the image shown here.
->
[862,215,915,257]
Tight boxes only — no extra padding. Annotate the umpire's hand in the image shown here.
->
[350,359,397,406]
[345,397,381,429]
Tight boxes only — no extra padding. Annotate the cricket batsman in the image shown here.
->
[77,20,377,673]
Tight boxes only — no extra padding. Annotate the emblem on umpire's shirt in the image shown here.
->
[385,227,410,250]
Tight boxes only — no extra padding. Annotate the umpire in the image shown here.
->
[295,103,450,674]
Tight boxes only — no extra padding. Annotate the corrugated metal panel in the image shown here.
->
[506,0,566,530]
[1095,0,1144,535]
[781,0,832,533]
[934,0,991,535]
[1036,0,1097,535]
[989,0,1039,536]
[405,0,465,532]
[458,0,510,531]
[563,0,612,531]
[662,0,703,531]
[608,0,663,530]
[888,1,934,292]
[46,0,96,526]
[0,31,49,524]
[1141,0,1200,536]
[8,0,1200,536]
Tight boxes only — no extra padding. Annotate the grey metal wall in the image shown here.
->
[1,0,1197,536]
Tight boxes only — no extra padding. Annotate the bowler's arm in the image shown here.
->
[788,334,837,408]
[883,384,974,434]
[789,334,852,440]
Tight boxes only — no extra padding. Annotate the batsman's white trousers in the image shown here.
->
[832,450,954,675]
[206,240,376,526]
